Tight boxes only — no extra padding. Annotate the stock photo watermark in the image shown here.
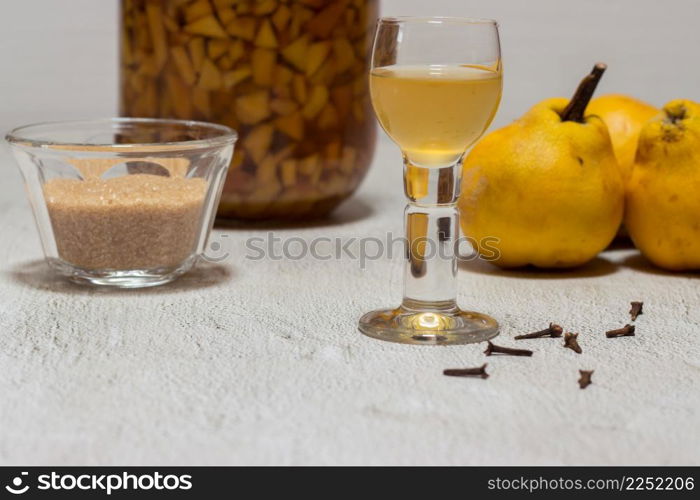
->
[203,232,500,269]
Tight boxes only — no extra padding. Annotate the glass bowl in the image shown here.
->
[5,118,236,288]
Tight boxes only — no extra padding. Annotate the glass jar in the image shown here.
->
[120,0,378,220]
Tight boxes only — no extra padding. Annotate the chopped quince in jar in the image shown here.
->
[120,0,377,220]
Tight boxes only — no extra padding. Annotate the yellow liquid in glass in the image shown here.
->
[370,64,502,165]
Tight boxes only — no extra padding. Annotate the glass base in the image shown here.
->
[47,256,197,289]
[358,302,499,345]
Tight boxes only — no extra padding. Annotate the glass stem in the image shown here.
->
[402,157,462,312]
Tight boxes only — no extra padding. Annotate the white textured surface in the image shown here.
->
[1,0,699,466]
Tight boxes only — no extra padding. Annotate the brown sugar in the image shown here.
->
[44,174,207,270]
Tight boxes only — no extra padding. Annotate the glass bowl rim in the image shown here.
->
[379,16,498,26]
[5,117,237,151]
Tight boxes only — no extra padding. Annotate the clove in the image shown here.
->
[515,323,563,340]
[606,324,635,338]
[484,341,533,357]
[443,363,489,379]
[578,370,594,389]
[563,332,582,354]
[630,301,643,321]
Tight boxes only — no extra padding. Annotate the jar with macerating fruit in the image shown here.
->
[120,0,378,220]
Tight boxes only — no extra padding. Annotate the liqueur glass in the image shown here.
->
[359,17,503,344]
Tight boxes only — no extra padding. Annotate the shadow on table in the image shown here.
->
[620,253,700,278]
[459,255,618,279]
[214,196,375,230]
[6,259,233,295]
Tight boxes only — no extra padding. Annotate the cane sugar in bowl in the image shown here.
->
[44,174,207,270]
[6,118,236,288]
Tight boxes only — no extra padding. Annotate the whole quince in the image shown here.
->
[588,94,658,181]
[626,99,700,271]
[459,64,624,268]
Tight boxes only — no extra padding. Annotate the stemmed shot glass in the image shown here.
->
[359,17,503,344]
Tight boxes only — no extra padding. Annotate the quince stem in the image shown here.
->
[561,63,607,123]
